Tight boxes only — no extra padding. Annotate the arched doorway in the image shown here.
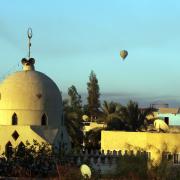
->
[41,113,47,125]
[5,141,13,158]
[12,113,18,125]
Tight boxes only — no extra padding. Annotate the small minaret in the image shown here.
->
[21,28,35,71]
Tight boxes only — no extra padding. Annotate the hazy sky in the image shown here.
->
[0,0,180,101]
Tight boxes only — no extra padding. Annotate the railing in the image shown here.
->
[69,149,150,165]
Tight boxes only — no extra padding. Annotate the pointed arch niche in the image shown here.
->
[12,113,18,125]
[41,113,48,126]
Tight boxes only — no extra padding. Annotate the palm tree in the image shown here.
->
[101,101,126,130]
[101,101,121,121]
[120,100,155,131]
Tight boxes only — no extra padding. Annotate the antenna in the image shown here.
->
[27,28,33,59]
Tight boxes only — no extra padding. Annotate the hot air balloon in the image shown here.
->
[120,50,128,60]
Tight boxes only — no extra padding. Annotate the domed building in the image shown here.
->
[0,32,70,155]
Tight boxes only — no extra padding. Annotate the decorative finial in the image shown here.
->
[27,28,33,59]
[21,28,35,71]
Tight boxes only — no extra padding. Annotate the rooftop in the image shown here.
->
[158,108,180,114]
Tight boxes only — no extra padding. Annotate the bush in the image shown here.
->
[115,154,148,179]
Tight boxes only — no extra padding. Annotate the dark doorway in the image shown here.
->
[164,117,169,125]
[12,113,18,125]
[5,141,13,158]
[41,113,47,125]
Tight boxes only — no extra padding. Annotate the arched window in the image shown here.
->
[41,113,47,125]
[5,141,13,158]
[12,113,18,125]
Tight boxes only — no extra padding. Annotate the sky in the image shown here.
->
[0,0,180,106]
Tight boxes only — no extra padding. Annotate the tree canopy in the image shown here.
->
[120,101,155,131]
[68,85,82,114]
[87,71,100,118]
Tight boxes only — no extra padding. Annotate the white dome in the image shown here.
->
[0,68,62,127]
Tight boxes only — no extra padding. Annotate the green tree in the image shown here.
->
[68,85,82,114]
[101,100,126,130]
[2,140,56,177]
[115,153,148,179]
[63,99,83,149]
[87,71,100,119]
[84,128,102,150]
[121,100,154,131]
[101,101,121,122]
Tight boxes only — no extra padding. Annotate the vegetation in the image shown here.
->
[101,100,126,130]
[68,85,82,114]
[2,141,180,179]
[82,100,155,150]
[100,100,155,131]
[114,153,148,179]
[56,164,82,180]
[0,141,84,179]
[63,85,83,149]
[150,160,180,180]
[102,154,180,180]
[64,72,154,133]
[60,71,175,179]
[87,71,100,119]
[101,100,122,122]
[84,127,102,150]
[120,100,155,131]
[0,141,56,177]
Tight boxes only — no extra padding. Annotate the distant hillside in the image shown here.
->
[62,92,180,108]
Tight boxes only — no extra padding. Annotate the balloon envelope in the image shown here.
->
[120,50,128,60]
